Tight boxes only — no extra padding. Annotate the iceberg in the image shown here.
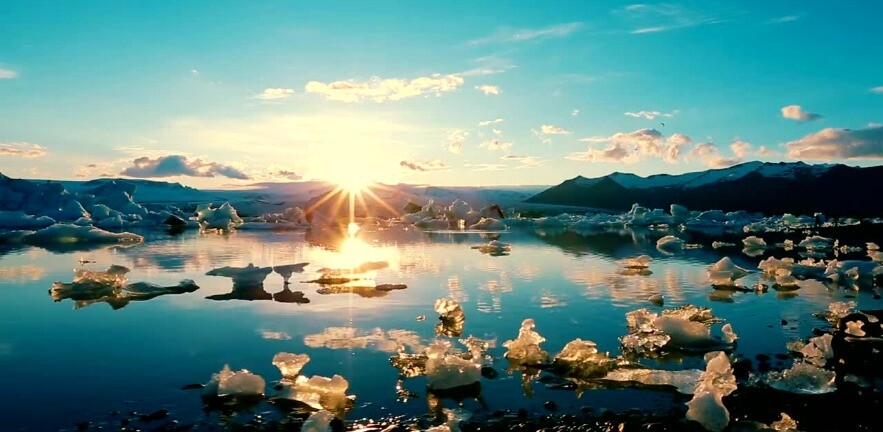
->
[273,262,309,284]
[273,353,311,380]
[656,235,685,253]
[765,362,836,394]
[468,217,507,231]
[23,223,143,246]
[0,211,55,230]
[706,257,749,286]
[196,202,243,231]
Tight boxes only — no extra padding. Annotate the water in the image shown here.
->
[0,224,879,431]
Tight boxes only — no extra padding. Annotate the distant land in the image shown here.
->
[527,161,883,217]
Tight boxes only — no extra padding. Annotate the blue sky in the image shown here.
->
[1,0,882,187]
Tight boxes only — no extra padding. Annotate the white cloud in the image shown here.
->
[120,155,251,179]
[253,88,296,100]
[687,140,757,168]
[502,154,543,168]
[540,124,572,135]
[469,22,582,45]
[0,68,19,79]
[492,128,503,136]
[766,15,799,24]
[870,86,883,94]
[624,110,678,120]
[400,159,450,172]
[475,84,502,95]
[571,109,580,116]
[465,163,507,171]
[190,69,200,76]
[305,74,464,103]
[480,139,513,151]
[447,129,469,154]
[781,105,822,122]
[755,146,779,157]
[0,142,46,158]
[268,169,302,181]
[478,118,504,126]
[618,3,730,34]
[664,133,692,163]
[786,125,883,160]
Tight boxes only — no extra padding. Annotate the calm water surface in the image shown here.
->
[0,224,878,431]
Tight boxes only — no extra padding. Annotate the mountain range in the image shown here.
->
[526,161,883,217]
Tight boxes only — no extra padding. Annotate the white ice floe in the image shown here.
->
[20,223,143,246]
[620,255,652,269]
[468,217,507,231]
[798,235,834,250]
[503,318,549,365]
[706,257,749,286]
[742,236,767,249]
[471,240,510,255]
[656,235,685,253]
[685,352,737,432]
[204,365,265,397]
[425,340,481,390]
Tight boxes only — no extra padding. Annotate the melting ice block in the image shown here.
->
[685,352,737,432]
[656,235,685,253]
[742,236,767,249]
[503,318,548,366]
[765,362,835,394]
[552,339,617,378]
[468,217,507,231]
[472,240,510,255]
[204,365,265,397]
[706,257,749,286]
[424,340,481,390]
[301,410,335,432]
[273,353,311,380]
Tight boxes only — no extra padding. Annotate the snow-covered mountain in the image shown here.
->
[528,162,883,217]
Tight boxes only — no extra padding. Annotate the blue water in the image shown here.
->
[0,225,878,431]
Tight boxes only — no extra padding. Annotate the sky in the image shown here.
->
[1,0,882,188]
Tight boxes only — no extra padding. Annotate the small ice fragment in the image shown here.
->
[707,257,749,286]
[797,334,833,366]
[798,235,834,250]
[774,269,799,288]
[204,365,265,397]
[424,340,481,390]
[766,362,836,394]
[503,318,549,366]
[656,235,685,253]
[272,353,311,380]
[845,320,866,337]
[685,352,737,432]
[711,241,735,249]
[468,217,507,231]
[742,236,767,249]
[603,368,702,394]
[620,255,652,269]
[721,323,738,344]
[472,240,510,255]
[301,410,335,432]
[770,413,799,432]
[552,339,616,379]
[648,294,664,306]
[868,242,880,251]
[273,263,309,284]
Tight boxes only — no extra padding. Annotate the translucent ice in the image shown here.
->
[742,236,767,249]
[273,353,311,380]
[301,410,335,432]
[24,223,143,245]
[766,362,836,394]
[656,235,685,253]
[424,340,481,390]
[685,352,737,432]
[503,318,549,366]
[204,365,265,397]
[196,202,243,231]
[707,257,749,286]
[603,368,702,394]
[552,338,617,378]
[769,413,799,432]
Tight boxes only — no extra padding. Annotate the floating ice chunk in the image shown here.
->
[845,320,866,337]
[0,211,56,230]
[711,241,735,249]
[686,352,736,432]
[758,257,795,276]
[196,202,243,230]
[656,235,685,253]
[798,235,834,250]
[603,368,702,394]
[825,301,856,325]
[424,340,481,390]
[472,240,510,255]
[720,323,738,344]
[23,223,143,245]
[204,365,265,397]
[620,255,652,269]
[789,333,834,367]
[273,353,311,380]
[774,269,799,288]
[670,204,690,223]
[447,200,472,221]
[283,207,307,224]
[458,335,495,362]
[206,264,273,289]
[301,410,335,432]
[707,257,749,286]
[273,263,309,284]
[503,318,548,366]
[552,339,617,378]
[869,242,880,251]
[766,362,835,394]
[49,199,91,222]
[468,217,507,231]
[769,413,799,432]
[49,264,130,302]
[742,236,767,249]
[621,305,732,354]
[280,374,352,412]
[435,298,465,337]
[824,260,883,282]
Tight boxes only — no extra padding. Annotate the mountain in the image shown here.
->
[526,161,883,217]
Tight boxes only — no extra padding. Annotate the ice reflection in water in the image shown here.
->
[0,223,881,430]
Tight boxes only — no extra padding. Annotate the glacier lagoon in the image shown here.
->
[1,224,882,431]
